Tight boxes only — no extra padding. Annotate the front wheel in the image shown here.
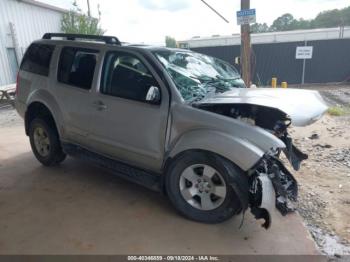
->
[165,151,242,223]
[29,118,66,166]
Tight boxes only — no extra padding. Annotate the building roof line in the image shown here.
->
[180,27,350,43]
[16,0,69,13]
[178,26,350,47]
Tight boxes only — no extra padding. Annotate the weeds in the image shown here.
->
[327,106,350,116]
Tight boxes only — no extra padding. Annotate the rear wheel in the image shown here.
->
[29,118,66,166]
[165,151,242,223]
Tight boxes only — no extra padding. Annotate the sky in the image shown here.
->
[42,0,349,45]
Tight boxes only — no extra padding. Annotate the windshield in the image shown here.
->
[153,50,245,102]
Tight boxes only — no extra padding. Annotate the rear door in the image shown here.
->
[53,46,100,146]
[87,50,170,172]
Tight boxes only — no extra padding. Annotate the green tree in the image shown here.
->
[270,13,298,31]
[61,1,105,35]
[165,36,177,48]
[250,23,270,33]
[294,18,311,30]
[312,7,350,28]
[253,6,350,34]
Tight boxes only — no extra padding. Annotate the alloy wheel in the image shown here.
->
[179,164,227,211]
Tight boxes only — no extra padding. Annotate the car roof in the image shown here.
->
[34,33,194,54]
[33,38,192,54]
[125,44,191,52]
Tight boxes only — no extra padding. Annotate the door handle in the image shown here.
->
[93,100,107,111]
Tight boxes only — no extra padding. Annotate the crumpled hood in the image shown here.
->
[196,88,328,126]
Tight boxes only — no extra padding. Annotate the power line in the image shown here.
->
[200,0,229,23]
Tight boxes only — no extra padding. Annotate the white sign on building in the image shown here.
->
[296,46,313,59]
[236,9,256,26]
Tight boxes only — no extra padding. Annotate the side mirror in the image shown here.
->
[145,86,161,104]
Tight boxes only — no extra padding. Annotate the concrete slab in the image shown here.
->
[0,125,319,255]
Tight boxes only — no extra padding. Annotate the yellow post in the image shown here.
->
[281,82,288,88]
[271,77,277,88]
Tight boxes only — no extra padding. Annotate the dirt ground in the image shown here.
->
[291,115,350,255]
[288,84,350,255]
[0,84,350,257]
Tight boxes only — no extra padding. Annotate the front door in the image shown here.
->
[88,50,170,172]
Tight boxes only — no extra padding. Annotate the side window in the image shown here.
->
[58,47,98,90]
[20,43,54,76]
[101,52,159,103]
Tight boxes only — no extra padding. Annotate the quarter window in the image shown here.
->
[101,52,159,102]
[20,43,54,76]
[58,47,98,90]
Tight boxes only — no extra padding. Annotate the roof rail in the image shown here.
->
[42,33,121,45]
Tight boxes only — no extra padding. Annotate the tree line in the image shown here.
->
[251,6,350,33]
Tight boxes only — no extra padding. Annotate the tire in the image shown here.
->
[165,151,242,224]
[29,118,66,166]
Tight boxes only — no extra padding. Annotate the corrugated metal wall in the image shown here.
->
[305,39,350,84]
[0,0,62,85]
[252,41,304,85]
[191,38,350,85]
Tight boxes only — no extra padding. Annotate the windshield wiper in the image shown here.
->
[216,75,241,81]
[191,75,240,83]
[190,75,217,83]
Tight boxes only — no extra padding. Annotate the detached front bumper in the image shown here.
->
[249,155,298,229]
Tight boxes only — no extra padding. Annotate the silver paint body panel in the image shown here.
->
[197,88,328,127]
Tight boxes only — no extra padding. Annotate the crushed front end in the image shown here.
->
[244,111,305,229]
[249,154,299,229]
[193,89,328,229]
[195,104,308,229]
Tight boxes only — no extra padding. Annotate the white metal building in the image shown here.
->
[0,0,67,86]
[178,27,350,49]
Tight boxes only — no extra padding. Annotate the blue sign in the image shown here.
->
[236,8,256,25]
[237,9,256,17]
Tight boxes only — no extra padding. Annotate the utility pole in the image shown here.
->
[86,0,91,17]
[200,0,251,86]
[240,0,251,87]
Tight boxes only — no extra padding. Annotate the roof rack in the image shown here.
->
[42,33,121,45]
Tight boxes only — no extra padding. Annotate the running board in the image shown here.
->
[62,143,161,192]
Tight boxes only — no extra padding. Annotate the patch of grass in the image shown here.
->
[327,106,350,116]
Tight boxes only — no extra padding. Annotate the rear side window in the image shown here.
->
[58,47,98,90]
[20,43,54,76]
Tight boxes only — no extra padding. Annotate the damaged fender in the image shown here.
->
[168,129,283,172]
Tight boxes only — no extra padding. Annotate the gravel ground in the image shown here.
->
[290,115,350,258]
[301,84,350,107]
[0,105,22,127]
[289,84,350,258]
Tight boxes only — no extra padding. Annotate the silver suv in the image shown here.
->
[15,33,327,228]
